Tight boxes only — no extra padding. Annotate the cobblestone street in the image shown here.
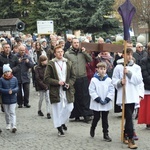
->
[0,84,149,150]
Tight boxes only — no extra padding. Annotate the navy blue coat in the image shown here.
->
[0,76,18,104]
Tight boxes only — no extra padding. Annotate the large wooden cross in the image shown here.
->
[80,43,123,53]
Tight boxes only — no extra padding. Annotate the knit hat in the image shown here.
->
[3,64,12,73]
[40,38,47,44]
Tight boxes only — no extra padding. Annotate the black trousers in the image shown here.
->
[114,89,122,113]
[17,83,30,106]
[31,67,36,86]
[124,103,135,139]
[70,77,93,118]
[91,110,109,134]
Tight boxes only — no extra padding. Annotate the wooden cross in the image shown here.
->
[80,43,123,53]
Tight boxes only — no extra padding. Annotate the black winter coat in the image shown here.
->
[0,52,19,77]
[34,65,48,91]
[15,53,34,83]
[133,50,147,66]
[141,56,150,90]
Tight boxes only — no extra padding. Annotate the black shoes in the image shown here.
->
[47,113,51,119]
[0,128,2,133]
[38,110,44,116]
[38,111,51,119]
[24,104,31,108]
[57,126,65,137]
[90,127,95,138]
[12,128,17,133]
[18,105,23,108]
[18,105,30,108]
[75,117,80,121]
[1,105,4,112]
[103,133,112,142]
[84,116,91,123]
[62,124,67,131]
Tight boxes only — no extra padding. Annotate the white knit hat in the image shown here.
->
[40,38,47,44]
[3,64,12,73]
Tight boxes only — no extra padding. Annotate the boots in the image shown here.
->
[90,127,95,137]
[128,139,137,149]
[124,133,129,144]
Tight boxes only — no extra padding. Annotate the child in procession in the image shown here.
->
[35,55,51,119]
[112,48,144,149]
[0,64,18,133]
[89,62,114,142]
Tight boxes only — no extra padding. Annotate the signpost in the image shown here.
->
[37,20,54,34]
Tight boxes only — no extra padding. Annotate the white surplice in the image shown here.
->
[52,59,73,128]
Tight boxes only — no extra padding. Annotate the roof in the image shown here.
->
[0,18,21,27]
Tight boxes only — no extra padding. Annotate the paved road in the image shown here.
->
[0,84,149,150]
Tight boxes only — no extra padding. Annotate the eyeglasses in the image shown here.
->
[138,46,143,48]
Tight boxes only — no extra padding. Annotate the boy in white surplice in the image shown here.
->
[89,62,114,142]
[44,45,76,136]
[112,48,144,149]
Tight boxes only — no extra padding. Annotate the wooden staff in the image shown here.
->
[121,40,127,142]
[118,0,136,142]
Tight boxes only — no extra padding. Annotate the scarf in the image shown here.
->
[93,72,108,81]
[3,73,13,80]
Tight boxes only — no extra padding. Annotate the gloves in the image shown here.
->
[104,97,111,103]
[94,97,102,103]
[94,97,111,105]
[94,97,107,105]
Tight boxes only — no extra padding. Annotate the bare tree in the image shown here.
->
[114,0,150,40]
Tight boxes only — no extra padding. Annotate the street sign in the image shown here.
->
[37,20,54,34]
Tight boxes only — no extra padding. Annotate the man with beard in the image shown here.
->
[64,38,93,123]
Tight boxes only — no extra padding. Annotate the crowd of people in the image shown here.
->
[0,32,149,149]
